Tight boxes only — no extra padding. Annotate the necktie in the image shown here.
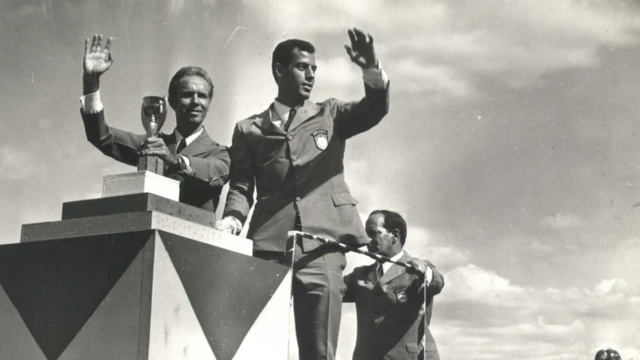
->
[176,138,186,154]
[377,263,384,279]
[283,108,297,132]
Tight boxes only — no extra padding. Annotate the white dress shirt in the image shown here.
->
[174,127,203,148]
[381,250,405,274]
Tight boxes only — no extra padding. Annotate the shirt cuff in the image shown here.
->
[223,216,243,234]
[425,266,434,285]
[362,60,389,89]
[79,90,104,114]
[178,155,192,175]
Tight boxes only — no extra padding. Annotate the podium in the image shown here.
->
[0,172,293,360]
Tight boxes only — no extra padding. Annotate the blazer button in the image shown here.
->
[286,134,293,141]
[295,196,301,202]
[291,155,298,161]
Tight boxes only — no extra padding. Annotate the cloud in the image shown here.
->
[403,225,470,270]
[246,0,640,98]
[167,0,218,15]
[0,2,45,24]
[388,59,472,98]
[0,146,35,180]
[442,264,527,303]
[432,264,640,360]
[312,57,362,101]
[539,213,585,229]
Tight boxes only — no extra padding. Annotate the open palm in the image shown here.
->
[83,34,114,76]
[344,28,377,69]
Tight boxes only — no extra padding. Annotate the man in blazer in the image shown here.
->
[344,210,445,360]
[216,29,390,360]
[79,34,230,213]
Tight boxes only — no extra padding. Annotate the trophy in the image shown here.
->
[141,96,168,137]
[138,96,168,173]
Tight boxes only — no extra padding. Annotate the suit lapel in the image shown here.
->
[253,106,286,136]
[287,100,321,132]
[162,132,178,154]
[180,128,215,157]
[379,253,411,284]
[366,263,378,285]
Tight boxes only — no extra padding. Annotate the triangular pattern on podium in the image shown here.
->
[57,240,150,360]
[0,231,152,360]
[159,231,291,360]
[148,238,217,360]
[0,285,47,360]
[232,270,293,360]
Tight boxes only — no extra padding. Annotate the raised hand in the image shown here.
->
[344,28,378,69]
[83,34,114,77]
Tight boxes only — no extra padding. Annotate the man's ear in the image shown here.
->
[274,63,285,81]
[391,229,401,243]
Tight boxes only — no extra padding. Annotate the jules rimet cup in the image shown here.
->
[141,96,168,137]
[138,96,168,174]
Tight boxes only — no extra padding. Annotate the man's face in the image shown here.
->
[172,75,212,128]
[365,213,398,257]
[276,49,316,102]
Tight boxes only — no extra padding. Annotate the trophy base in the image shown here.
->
[102,171,180,202]
[138,156,164,174]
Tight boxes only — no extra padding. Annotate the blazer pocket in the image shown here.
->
[331,192,359,206]
[405,343,420,354]
[423,341,438,351]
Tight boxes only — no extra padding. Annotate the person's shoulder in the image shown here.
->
[318,98,341,108]
[318,97,359,114]
[403,252,430,266]
[302,98,341,118]
[198,129,230,149]
[239,113,261,123]
[234,110,268,129]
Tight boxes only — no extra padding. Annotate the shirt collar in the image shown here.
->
[272,99,292,123]
[174,127,204,147]
[381,250,404,273]
[273,98,307,124]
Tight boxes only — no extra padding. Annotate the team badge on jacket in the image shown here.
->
[311,129,329,150]
[394,288,408,304]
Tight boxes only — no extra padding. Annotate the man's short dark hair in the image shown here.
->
[369,210,408,245]
[271,39,315,81]
[595,349,621,360]
[167,66,214,106]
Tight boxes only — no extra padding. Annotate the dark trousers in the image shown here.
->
[255,239,346,360]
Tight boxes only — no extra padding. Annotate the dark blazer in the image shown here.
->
[81,110,230,213]
[223,84,390,252]
[343,252,445,360]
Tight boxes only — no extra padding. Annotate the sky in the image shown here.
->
[1,0,640,359]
